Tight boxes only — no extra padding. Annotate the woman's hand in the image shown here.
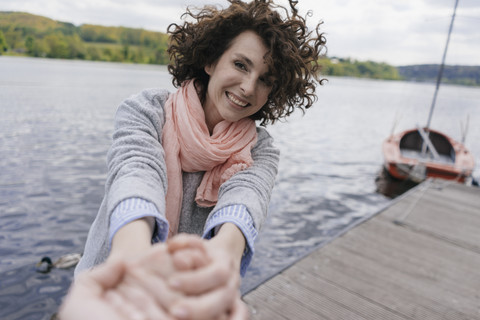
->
[110,243,186,320]
[102,238,218,320]
[60,226,249,320]
[165,225,248,320]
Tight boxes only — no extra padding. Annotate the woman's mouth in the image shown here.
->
[226,92,249,108]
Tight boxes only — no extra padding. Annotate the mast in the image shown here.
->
[425,0,459,129]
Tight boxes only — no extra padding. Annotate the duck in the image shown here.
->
[36,253,82,273]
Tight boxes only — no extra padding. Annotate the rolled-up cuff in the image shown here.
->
[109,197,169,247]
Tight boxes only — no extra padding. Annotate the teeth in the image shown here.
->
[227,92,248,107]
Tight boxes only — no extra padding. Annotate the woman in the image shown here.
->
[66,0,325,318]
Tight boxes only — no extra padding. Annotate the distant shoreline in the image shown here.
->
[1,11,479,86]
[3,53,479,88]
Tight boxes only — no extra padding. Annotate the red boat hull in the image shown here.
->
[383,128,475,183]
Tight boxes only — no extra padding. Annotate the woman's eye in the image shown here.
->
[260,77,273,86]
[234,61,247,71]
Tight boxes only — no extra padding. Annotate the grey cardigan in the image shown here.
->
[75,88,280,274]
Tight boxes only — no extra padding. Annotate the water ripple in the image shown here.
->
[2,57,479,317]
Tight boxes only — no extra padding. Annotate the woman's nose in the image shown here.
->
[240,76,255,97]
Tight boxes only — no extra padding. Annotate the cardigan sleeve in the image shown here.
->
[211,127,280,233]
[75,89,172,274]
[104,89,171,227]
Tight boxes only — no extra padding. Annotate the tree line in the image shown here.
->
[0,11,169,64]
[319,58,480,86]
[0,11,405,80]
[1,12,478,86]
[319,57,402,80]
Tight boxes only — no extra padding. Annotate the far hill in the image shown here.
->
[398,65,480,86]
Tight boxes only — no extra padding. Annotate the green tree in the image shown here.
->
[123,45,129,61]
[25,35,34,54]
[86,46,101,60]
[4,28,22,50]
[31,39,47,57]
[45,34,69,58]
[0,30,8,53]
[135,48,145,63]
[66,34,86,59]
[79,25,97,42]
[149,43,168,64]
[102,47,113,61]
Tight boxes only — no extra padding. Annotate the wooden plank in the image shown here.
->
[292,245,477,318]
[325,219,480,313]
[245,267,408,320]
[381,180,479,222]
[274,265,409,320]
[245,181,480,320]
[381,180,480,252]
[243,289,291,320]
[402,195,480,246]
[245,278,332,320]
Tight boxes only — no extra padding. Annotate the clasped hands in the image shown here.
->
[59,234,249,320]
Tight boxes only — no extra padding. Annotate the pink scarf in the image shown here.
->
[162,80,258,237]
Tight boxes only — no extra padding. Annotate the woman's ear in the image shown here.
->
[204,64,213,76]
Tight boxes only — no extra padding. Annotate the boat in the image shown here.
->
[382,0,476,184]
[383,127,475,183]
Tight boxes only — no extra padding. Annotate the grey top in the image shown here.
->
[75,88,280,274]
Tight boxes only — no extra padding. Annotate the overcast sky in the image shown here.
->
[1,0,479,66]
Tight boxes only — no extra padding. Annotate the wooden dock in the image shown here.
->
[243,179,480,319]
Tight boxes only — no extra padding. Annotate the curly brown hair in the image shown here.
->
[167,0,326,126]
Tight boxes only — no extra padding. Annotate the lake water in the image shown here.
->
[1,56,479,320]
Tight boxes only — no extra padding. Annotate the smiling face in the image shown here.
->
[203,30,273,132]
